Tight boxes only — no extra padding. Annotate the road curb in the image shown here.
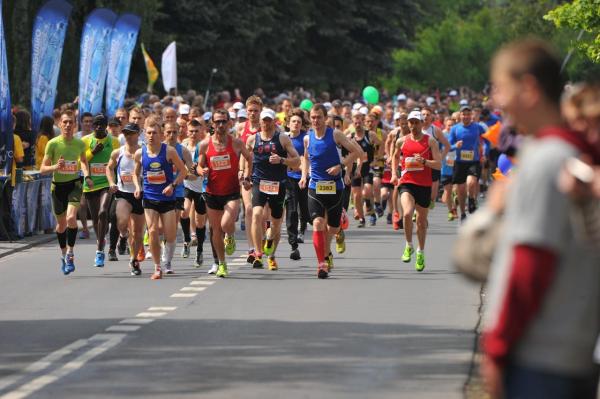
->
[0,234,55,259]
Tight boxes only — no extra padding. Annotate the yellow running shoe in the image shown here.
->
[267,257,278,271]
[326,252,334,271]
[224,234,236,256]
[335,230,345,254]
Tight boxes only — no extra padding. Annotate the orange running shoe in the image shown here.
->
[137,246,146,262]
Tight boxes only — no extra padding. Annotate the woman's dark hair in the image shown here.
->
[39,116,55,139]
[14,110,31,132]
[285,107,310,130]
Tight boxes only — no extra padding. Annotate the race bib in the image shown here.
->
[316,180,336,195]
[90,163,107,177]
[259,180,280,195]
[460,150,474,161]
[211,154,231,171]
[120,172,134,184]
[147,170,167,185]
[59,160,78,174]
[404,157,424,172]
[446,152,456,167]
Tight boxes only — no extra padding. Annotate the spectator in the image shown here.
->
[13,110,35,170]
[35,116,54,170]
[11,114,24,187]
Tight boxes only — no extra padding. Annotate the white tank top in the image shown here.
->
[183,142,205,193]
[116,146,139,193]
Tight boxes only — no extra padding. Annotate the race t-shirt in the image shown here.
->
[82,135,120,192]
[448,122,485,163]
[44,135,86,183]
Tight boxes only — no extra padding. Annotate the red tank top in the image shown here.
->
[206,136,240,196]
[240,121,259,144]
[400,135,432,187]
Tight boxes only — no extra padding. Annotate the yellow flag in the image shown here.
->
[141,43,159,92]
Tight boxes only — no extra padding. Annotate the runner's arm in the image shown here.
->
[80,149,91,179]
[434,126,450,158]
[133,149,143,194]
[106,149,120,188]
[334,130,360,170]
[196,140,209,177]
[181,147,197,179]
[39,154,56,175]
[426,137,442,170]
[167,146,187,186]
[234,138,253,180]
[391,137,405,181]
[278,134,301,169]
[300,135,310,183]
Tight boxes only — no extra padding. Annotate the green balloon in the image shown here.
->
[300,99,313,111]
[362,86,379,104]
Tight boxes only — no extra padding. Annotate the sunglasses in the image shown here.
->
[213,120,228,125]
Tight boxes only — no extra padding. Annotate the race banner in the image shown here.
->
[161,41,177,93]
[0,0,13,175]
[78,8,117,117]
[31,0,72,133]
[105,13,141,117]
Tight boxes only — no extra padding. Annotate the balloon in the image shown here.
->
[497,154,513,175]
[482,121,501,148]
[362,86,379,104]
[300,99,313,111]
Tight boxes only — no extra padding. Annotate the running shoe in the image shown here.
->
[326,253,334,272]
[240,220,245,231]
[415,251,426,272]
[369,213,377,226]
[263,239,274,257]
[208,263,218,275]
[317,262,329,279]
[252,254,264,269]
[335,230,346,254]
[412,212,417,222]
[268,257,278,271]
[401,245,414,263]
[195,253,203,268]
[60,256,69,275]
[357,218,366,228]
[137,246,146,262]
[143,230,149,246]
[376,206,384,218]
[290,248,301,260]
[246,249,255,264]
[95,251,105,267]
[392,212,401,231]
[117,236,128,255]
[79,230,89,239]
[65,253,75,273]
[151,267,162,280]
[130,259,142,276]
[429,201,435,210]
[468,197,477,214]
[340,209,349,230]
[224,234,236,256]
[181,243,190,258]
[448,211,456,221]
[108,249,118,262]
[387,213,392,225]
[460,213,467,223]
[164,262,174,275]
[297,233,304,244]
[216,262,228,278]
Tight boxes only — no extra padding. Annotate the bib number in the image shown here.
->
[211,154,231,171]
[59,160,78,174]
[120,172,134,184]
[446,152,456,167]
[90,163,107,177]
[404,157,424,172]
[259,180,280,195]
[147,170,167,185]
[316,181,336,195]
[460,150,474,161]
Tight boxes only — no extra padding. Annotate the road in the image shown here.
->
[0,206,480,399]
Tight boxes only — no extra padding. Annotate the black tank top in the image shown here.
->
[252,131,288,183]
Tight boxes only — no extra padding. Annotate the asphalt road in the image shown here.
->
[0,206,480,399]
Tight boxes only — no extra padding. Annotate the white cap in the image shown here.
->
[459,99,469,106]
[203,112,212,121]
[407,110,422,121]
[260,108,276,120]
[397,94,407,101]
[359,106,369,116]
[323,102,332,110]
[237,109,248,119]
[352,103,362,111]
[393,112,401,120]
[449,90,458,97]
[178,104,190,115]
[229,111,237,119]
[426,97,435,105]
[233,102,244,110]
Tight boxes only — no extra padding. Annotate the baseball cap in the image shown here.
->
[449,90,458,97]
[393,112,401,120]
[229,111,237,119]
[407,110,423,121]
[122,123,140,134]
[397,94,407,101]
[352,103,362,111]
[260,108,276,120]
[323,102,332,110]
[178,104,190,115]
[359,106,369,116]
[426,97,435,106]
[332,100,342,107]
[459,99,469,106]
[233,102,244,110]
[237,109,248,119]
[460,105,472,112]
[92,114,108,126]
[108,117,120,126]
[203,112,212,121]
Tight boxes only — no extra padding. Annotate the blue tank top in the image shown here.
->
[142,143,175,202]
[173,143,185,198]
[287,131,306,180]
[308,127,343,190]
[252,131,288,183]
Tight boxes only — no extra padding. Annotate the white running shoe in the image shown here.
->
[208,263,218,275]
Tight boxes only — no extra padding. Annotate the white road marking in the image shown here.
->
[147,307,177,311]
[229,262,245,266]
[170,293,197,298]
[190,280,214,286]
[119,318,155,325]
[180,287,206,292]
[135,312,166,318]
[105,325,140,332]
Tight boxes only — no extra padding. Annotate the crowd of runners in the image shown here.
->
[31,86,503,280]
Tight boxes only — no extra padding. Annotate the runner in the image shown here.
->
[106,123,145,276]
[447,105,486,220]
[387,111,410,230]
[133,118,187,280]
[367,112,387,222]
[40,110,91,275]
[421,107,451,208]
[246,108,300,270]
[81,114,120,267]
[441,117,458,221]
[181,119,208,267]
[299,104,361,278]
[77,112,94,239]
[284,108,309,260]
[391,111,441,271]
[236,95,262,261]
[197,109,253,277]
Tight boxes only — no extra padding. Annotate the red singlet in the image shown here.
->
[206,136,240,196]
[240,121,259,144]
[400,135,433,187]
